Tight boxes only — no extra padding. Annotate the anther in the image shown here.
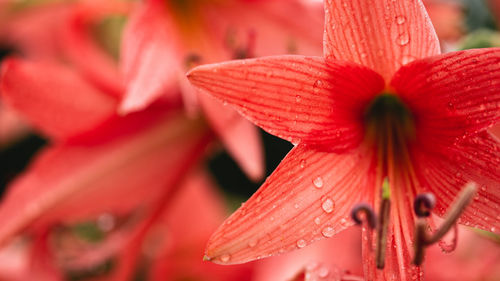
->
[351,203,376,229]
[414,193,436,218]
[413,182,477,266]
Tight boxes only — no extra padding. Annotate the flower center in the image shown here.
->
[364,93,415,151]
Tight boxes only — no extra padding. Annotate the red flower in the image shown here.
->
[187,0,500,280]
[118,0,325,180]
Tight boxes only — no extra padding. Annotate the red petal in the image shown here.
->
[119,1,181,113]
[0,102,28,146]
[413,131,500,234]
[59,6,124,98]
[323,0,440,80]
[0,114,209,247]
[254,227,363,281]
[205,144,375,264]
[392,48,500,151]
[187,56,384,152]
[0,59,117,140]
[0,4,70,61]
[199,94,264,181]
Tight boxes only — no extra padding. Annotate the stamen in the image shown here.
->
[376,178,391,269]
[413,219,427,266]
[414,193,436,218]
[351,203,376,229]
[426,183,476,245]
[412,182,477,265]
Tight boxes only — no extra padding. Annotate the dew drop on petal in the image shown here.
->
[294,203,300,209]
[220,254,231,263]
[321,197,335,213]
[396,33,410,46]
[313,80,323,93]
[295,95,302,102]
[396,15,406,24]
[322,226,335,237]
[313,177,324,188]
[314,217,321,225]
[296,239,307,248]
[300,159,306,168]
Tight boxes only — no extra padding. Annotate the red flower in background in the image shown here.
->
[187,0,500,280]
[118,0,325,180]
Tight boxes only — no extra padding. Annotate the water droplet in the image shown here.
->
[220,254,231,262]
[296,239,307,248]
[396,33,410,46]
[313,177,324,188]
[321,197,335,213]
[256,195,262,203]
[222,100,228,106]
[294,203,300,209]
[306,262,318,271]
[491,227,497,232]
[300,159,306,168]
[322,226,335,237]
[396,15,406,24]
[291,137,302,145]
[295,95,301,102]
[248,238,258,247]
[313,80,323,93]
[318,266,329,278]
[314,217,321,225]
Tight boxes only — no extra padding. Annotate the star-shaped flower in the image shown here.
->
[187,0,500,280]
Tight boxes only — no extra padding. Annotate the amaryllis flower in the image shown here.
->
[187,0,500,280]
[119,0,324,180]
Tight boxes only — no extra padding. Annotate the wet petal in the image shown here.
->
[188,56,383,152]
[323,0,440,81]
[413,131,500,234]
[205,144,375,264]
[392,48,500,150]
